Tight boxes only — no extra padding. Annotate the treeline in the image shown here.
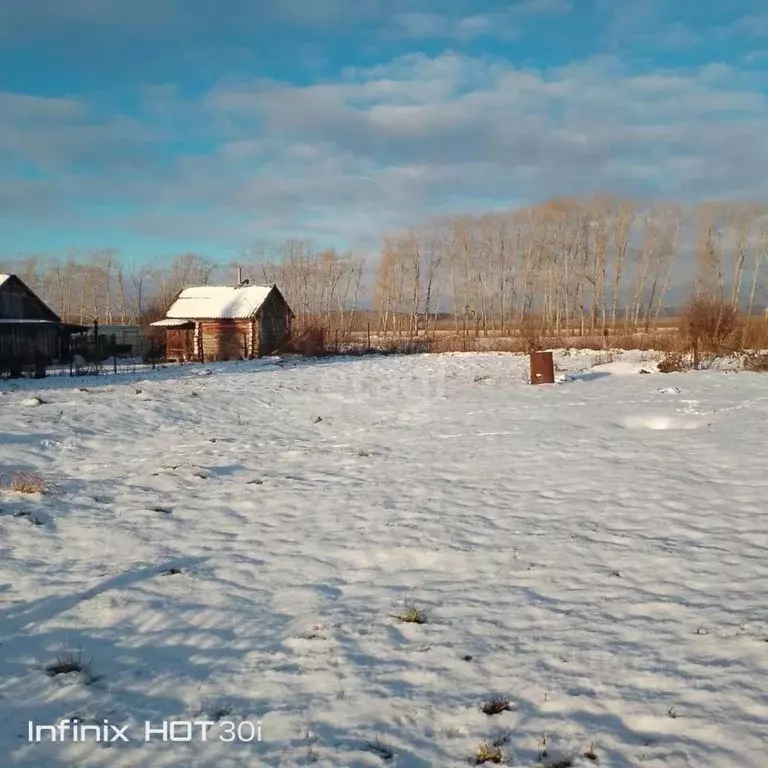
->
[0,247,367,330]
[2,196,767,333]
[375,197,768,337]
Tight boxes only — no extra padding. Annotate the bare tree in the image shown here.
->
[726,203,763,310]
[694,202,725,301]
[612,200,635,325]
[748,213,768,317]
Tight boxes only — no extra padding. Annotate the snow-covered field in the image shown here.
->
[1,350,767,768]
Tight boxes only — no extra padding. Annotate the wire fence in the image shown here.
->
[0,328,170,381]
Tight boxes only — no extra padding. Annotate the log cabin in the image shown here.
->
[150,282,293,362]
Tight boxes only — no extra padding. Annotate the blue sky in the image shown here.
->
[1,0,767,263]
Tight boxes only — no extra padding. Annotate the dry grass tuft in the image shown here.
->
[45,647,100,684]
[740,318,768,350]
[365,735,394,761]
[471,741,504,764]
[9,472,45,494]
[391,598,428,624]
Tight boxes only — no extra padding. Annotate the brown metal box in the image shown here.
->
[530,351,555,384]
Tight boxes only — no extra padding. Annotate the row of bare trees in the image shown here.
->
[374,197,768,338]
[0,251,216,326]
[2,196,767,336]
[0,247,366,331]
[241,241,365,334]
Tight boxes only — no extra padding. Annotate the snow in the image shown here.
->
[150,318,195,328]
[1,349,767,767]
[0,273,10,288]
[0,320,60,325]
[162,284,275,320]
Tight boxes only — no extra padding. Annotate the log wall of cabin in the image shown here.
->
[198,319,252,362]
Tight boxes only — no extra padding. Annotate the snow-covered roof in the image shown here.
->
[164,284,275,320]
[150,318,195,328]
[0,319,60,324]
[0,274,11,288]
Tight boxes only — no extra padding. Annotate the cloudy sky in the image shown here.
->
[1,0,767,261]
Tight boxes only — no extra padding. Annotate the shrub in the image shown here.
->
[742,352,768,372]
[657,351,691,373]
[283,325,326,356]
[520,319,544,354]
[681,297,742,366]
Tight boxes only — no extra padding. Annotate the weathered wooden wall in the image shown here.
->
[166,328,195,361]
[199,319,252,362]
[257,291,292,356]
[0,277,64,364]
[0,326,60,363]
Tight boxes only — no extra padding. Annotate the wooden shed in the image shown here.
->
[0,273,84,372]
[150,283,293,362]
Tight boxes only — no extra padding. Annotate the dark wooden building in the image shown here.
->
[150,283,293,362]
[0,273,84,373]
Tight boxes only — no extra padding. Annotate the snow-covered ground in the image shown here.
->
[1,350,767,767]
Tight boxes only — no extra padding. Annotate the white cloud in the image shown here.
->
[0,0,567,43]
[728,12,768,38]
[0,94,159,176]
[392,0,571,41]
[2,52,768,250]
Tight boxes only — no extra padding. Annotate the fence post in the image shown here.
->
[367,321,371,352]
